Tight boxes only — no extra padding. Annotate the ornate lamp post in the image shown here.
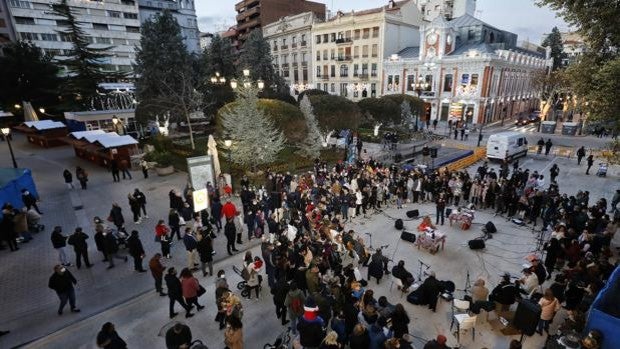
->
[1,128,17,168]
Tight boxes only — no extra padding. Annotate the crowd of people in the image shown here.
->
[1,136,618,349]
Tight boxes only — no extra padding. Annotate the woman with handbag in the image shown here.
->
[181,268,205,311]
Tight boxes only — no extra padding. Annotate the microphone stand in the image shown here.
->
[417,259,430,281]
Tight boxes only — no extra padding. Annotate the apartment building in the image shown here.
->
[311,0,423,100]
[414,0,476,21]
[138,0,200,53]
[0,0,17,53]
[235,0,325,45]
[383,14,551,125]
[6,0,141,74]
[263,12,318,96]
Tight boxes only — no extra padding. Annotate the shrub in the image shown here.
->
[357,97,400,125]
[297,88,328,103]
[309,94,364,132]
[144,151,173,167]
[380,94,425,122]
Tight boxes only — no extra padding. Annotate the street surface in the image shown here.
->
[0,123,617,349]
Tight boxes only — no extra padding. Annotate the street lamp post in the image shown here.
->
[230,68,265,91]
[1,128,18,168]
[224,139,232,173]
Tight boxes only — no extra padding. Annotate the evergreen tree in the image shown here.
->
[202,35,236,118]
[541,27,567,70]
[400,100,413,129]
[51,0,116,107]
[239,29,288,94]
[0,41,61,111]
[134,10,194,124]
[221,86,285,168]
[298,95,323,159]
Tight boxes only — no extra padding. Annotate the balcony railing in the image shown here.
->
[291,43,297,48]
[300,41,307,47]
[359,74,369,80]
[280,44,288,50]
[281,63,289,68]
[301,61,308,67]
[273,46,278,51]
[335,38,352,45]
[319,75,329,80]
[337,55,352,61]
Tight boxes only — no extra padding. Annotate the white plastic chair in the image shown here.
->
[451,313,477,344]
[450,299,471,330]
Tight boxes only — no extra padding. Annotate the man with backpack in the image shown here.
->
[284,282,306,335]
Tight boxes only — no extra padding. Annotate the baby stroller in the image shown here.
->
[263,327,292,349]
[232,264,263,298]
[597,163,608,177]
[190,340,209,349]
[113,227,129,249]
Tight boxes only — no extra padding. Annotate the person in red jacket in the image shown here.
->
[222,198,237,220]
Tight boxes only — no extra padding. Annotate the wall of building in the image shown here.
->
[0,0,16,51]
[7,0,141,73]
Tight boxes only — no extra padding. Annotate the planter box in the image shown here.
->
[561,122,580,136]
[155,165,174,176]
[541,121,557,134]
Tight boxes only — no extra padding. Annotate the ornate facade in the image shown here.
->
[383,14,551,125]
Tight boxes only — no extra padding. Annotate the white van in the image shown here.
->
[486,132,528,161]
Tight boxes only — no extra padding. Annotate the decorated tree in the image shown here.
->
[220,86,285,168]
[298,95,323,159]
[51,0,117,107]
[400,100,414,129]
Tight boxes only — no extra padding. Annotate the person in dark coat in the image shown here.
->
[196,233,214,277]
[21,189,42,214]
[391,303,410,339]
[210,197,223,232]
[169,190,185,212]
[96,322,127,349]
[109,203,125,232]
[149,253,167,296]
[128,193,141,224]
[165,322,192,349]
[164,267,194,319]
[104,230,127,269]
[75,166,88,190]
[51,226,70,266]
[1,205,18,251]
[224,218,238,255]
[168,209,182,240]
[48,264,80,315]
[349,323,370,349]
[391,261,414,291]
[586,154,594,175]
[110,160,120,182]
[490,273,519,312]
[543,238,562,279]
[67,227,92,269]
[273,276,290,326]
[94,218,108,261]
[133,188,148,218]
[127,230,146,272]
[63,169,74,189]
[419,271,443,312]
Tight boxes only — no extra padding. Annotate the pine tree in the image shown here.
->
[221,86,285,168]
[202,35,236,118]
[298,95,323,159]
[541,27,567,70]
[400,100,413,129]
[51,0,116,107]
[239,29,288,94]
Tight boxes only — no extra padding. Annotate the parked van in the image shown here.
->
[486,132,528,161]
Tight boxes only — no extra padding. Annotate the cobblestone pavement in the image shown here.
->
[0,134,256,347]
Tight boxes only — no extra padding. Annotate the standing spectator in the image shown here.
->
[119,159,132,180]
[297,298,325,348]
[391,303,410,339]
[63,169,74,189]
[165,267,194,319]
[104,230,128,269]
[180,268,204,311]
[537,138,545,154]
[21,188,42,214]
[435,193,446,226]
[134,188,148,219]
[110,160,120,182]
[67,227,92,269]
[75,166,88,190]
[48,265,80,315]
[222,198,237,220]
[94,217,108,261]
[183,228,199,270]
[544,139,553,156]
[234,211,244,245]
[215,270,230,330]
[51,226,71,267]
[1,205,18,251]
[576,146,586,165]
[224,316,244,349]
[108,203,125,232]
[96,322,127,349]
[284,282,306,335]
[537,288,560,335]
[149,253,167,296]
[196,232,214,277]
[127,230,146,272]
[225,218,238,255]
[586,154,594,175]
[156,220,172,258]
[211,197,223,233]
[432,119,438,130]
[165,322,192,349]
[349,323,370,349]
[140,159,149,179]
[169,189,185,212]
[168,209,182,240]
[273,276,290,326]
[128,193,142,224]
[549,164,560,183]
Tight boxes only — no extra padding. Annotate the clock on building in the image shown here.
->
[426,33,438,45]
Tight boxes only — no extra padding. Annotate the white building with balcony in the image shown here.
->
[383,14,551,126]
[6,0,141,74]
[262,12,318,96]
[310,0,423,100]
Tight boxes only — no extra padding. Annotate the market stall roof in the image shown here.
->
[64,109,135,122]
[22,120,66,130]
[82,132,119,143]
[93,135,138,149]
[0,111,13,118]
[69,130,106,140]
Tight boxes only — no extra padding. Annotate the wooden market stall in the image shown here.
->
[64,130,138,168]
[13,120,68,148]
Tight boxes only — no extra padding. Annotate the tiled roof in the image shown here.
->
[397,46,420,59]
[449,14,500,31]
[329,0,410,20]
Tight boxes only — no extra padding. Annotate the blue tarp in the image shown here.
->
[585,265,620,349]
[0,168,38,214]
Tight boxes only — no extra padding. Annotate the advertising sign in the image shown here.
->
[192,188,209,212]
[186,155,214,191]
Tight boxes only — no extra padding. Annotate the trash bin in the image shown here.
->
[562,122,580,136]
[541,121,557,134]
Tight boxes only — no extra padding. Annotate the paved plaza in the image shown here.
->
[0,129,617,349]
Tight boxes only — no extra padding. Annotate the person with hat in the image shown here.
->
[297,297,325,349]
[490,273,519,312]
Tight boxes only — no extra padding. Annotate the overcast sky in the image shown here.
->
[195,0,569,44]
